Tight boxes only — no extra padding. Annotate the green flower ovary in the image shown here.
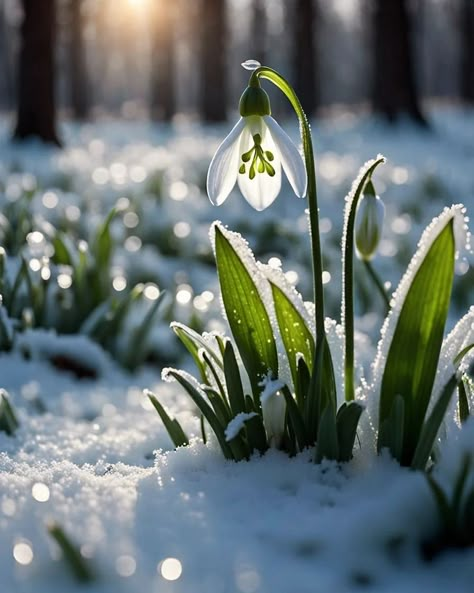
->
[239,134,275,180]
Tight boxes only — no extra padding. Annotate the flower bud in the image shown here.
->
[260,377,286,447]
[239,85,271,117]
[355,192,385,261]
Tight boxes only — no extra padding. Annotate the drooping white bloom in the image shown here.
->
[207,115,307,211]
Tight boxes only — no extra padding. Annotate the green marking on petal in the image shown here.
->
[240,131,277,181]
[265,162,275,176]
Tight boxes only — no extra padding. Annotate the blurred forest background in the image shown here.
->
[0,0,473,145]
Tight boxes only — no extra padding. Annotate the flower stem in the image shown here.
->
[363,259,390,314]
[249,67,325,342]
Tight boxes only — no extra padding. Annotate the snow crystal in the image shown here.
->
[225,412,258,442]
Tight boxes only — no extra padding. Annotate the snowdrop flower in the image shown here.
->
[355,184,385,261]
[207,84,307,211]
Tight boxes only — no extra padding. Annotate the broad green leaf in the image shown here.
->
[47,523,95,583]
[270,282,314,392]
[379,218,455,465]
[166,369,234,460]
[223,341,246,416]
[336,401,364,462]
[214,226,278,395]
[146,390,189,448]
[411,373,458,470]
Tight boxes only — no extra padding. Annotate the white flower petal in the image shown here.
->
[237,121,282,211]
[206,118,246,206]
[264,116,307,198]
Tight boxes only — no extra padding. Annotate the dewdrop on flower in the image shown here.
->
[206,65,307,211]
[355,181,385,261]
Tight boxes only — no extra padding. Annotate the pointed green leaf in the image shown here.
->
[47,522,95,583]
[244,413,268,454]
[123,291,166,370]
[270,281,314,392]
[411,373,458,470]
[146,390,189,448]
[336,401,364,462]
[281,386,307,451]
[377,394,405,462]
[458,378,470,424]
[0,391,19,436]
[214,226,278,395]
[314,404,339,462]
[379,218,456,465]
[223,341,247,416]
[166,369,234,460]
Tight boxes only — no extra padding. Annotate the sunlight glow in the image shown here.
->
[160,557,182,581]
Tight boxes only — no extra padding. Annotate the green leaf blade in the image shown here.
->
[379,217,456,465]
[214,225,278,394]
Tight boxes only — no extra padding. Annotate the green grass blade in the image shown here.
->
[172,322,223,376]
[411,373,458,470]
[295,356,311,411]
[453,343,474,366]
[458,378,470,423]
[270,281,314,391]
[165,369,234,460]
[146,390,189,448]
[214,225,278,396]
[123,291,166,370]
[223,341,247,416]
[92,208,116,271]
[281,386,307,451]
[0,391,19,436]
[379,218,456,465]
[47,522,95,583]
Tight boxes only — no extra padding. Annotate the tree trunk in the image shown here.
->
[372,0,427,125]
[150,0,175,121]
[293,0,318,116]
[251,0,266,66]
[460,0,474,103]
[0,2,14,109]
[69,0,88,120]
[200,0,227,122]
[13,0,61,145]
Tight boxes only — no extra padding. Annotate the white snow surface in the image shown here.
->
[0,110,474,591]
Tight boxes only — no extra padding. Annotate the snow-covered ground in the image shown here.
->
[0,109,474,592]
